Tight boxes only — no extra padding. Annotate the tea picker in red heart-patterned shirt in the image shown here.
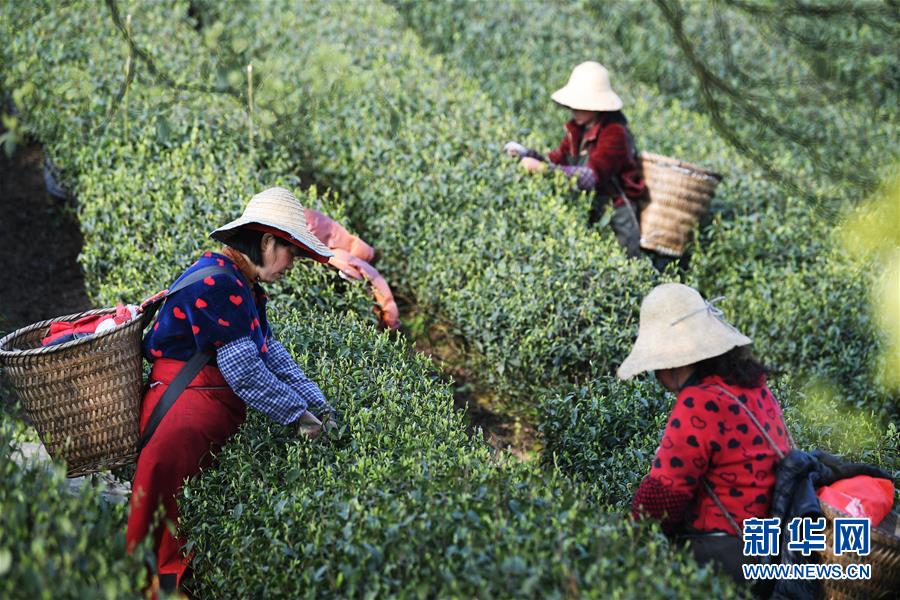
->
[127,187,337,593]
[620,283,791,590]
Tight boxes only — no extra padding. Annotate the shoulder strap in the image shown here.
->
[141,264,235,323]
[159,264,236,310]
[700,384,792,537]
[701,477,743,537]
[138,349,212,451]
[713,384,789,458]
[137,263,234,452]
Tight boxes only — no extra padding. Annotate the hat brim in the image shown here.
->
[551,87,623,112]
[210,218,333,264]
[616,317,752,380]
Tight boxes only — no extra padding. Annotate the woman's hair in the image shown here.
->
[579,110,627,125]
[692,346,771,388]
[223,228,292,266]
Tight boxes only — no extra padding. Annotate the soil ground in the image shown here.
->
[0,140,91,414]
[0,142,90,332]
[405,308,540,460]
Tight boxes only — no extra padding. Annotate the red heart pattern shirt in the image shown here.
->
[143,252,270,361]
[631,374,790,534]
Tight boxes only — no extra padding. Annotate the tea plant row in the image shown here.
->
[0,1,741,597]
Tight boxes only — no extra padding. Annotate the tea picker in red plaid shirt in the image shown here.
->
[127,187,338,593]
[503,61,647,258]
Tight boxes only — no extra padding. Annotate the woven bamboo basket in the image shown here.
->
[638,151,723,257]
[817,501,900,599]
[0,307,155,477]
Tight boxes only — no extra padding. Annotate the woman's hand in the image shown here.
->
[503,141,526,158]
[322,415,339,434]
[295,410,323,439]
[520,157,547,173]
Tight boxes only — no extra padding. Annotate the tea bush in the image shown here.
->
[0,416,148,599]
[2,2,743,596]
[392,0,899,205]
[388,0,894,418]
[0,1,892,597]
[583,0,899,202]
[0,0,373,320]
[181,0,899,520]
[0,6,748,597]
[193,0,667,417]
[390,0,897,489]
[181,309,740,598]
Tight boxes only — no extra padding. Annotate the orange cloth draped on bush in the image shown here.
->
[304,208,400,329]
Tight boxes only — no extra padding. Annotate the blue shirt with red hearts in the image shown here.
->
[631,374,791,534]
[143,252,271,361]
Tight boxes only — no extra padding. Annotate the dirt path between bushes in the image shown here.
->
[0,140,91,414]
[0,142,91,332]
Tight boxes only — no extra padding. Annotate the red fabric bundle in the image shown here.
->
[817,475,895,527]
[41,304,136,346]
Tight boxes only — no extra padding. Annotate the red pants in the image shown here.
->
[126,359,245,586]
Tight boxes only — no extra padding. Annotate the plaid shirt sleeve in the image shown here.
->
[263,339,332,416]
[520,147,546,161]
[548,164,598,191]
[217,336,311,425]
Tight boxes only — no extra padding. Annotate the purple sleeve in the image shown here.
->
[549,164,598,191]
[521,148,546,161]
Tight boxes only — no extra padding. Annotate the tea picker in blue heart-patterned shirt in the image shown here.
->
[127,187,336,593]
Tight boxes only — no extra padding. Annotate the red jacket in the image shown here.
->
[548,115,647,201]
[631,375,790,534]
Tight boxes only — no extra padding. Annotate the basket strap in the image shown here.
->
[701,477,743,537]
[137,264,234,451]
[138,350,212,451]
[698,384,792,538]
[713,385,787,459]
[144,264,237,321]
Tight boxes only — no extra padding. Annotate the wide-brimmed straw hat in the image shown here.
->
[617,283,751,380]
[210,187,333,263]
[551,61,623,112]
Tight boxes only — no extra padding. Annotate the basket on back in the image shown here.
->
[817,501,900,600]
[638,151,723,257]
[0,307,155,477]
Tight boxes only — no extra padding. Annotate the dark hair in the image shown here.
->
[222,228,292,267]
[602,110,628,127]
[692,346,770,389]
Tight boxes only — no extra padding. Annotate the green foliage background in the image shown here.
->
[0,0,896,597]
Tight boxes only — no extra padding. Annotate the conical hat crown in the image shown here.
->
[210,187,333,263]
[617,283,752,379]
[551,61,624,112]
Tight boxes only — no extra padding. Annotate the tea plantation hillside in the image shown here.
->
[194,0,896,430]
[390,0,896,414]
[1,1,738,597]
[195,0,897,493]
[0,0,896,597]
[389,0,899,491]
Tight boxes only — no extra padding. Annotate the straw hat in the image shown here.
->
[617,283,751,380]
[210,187,333,263]
[551,61,623,112]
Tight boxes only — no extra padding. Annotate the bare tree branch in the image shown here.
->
[105,0,241,100]
[650,0,883,204]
